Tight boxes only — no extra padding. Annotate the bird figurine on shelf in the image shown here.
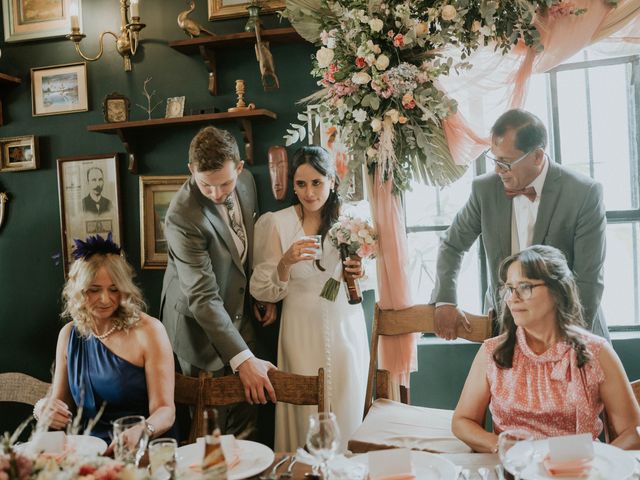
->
[177,0,215,38]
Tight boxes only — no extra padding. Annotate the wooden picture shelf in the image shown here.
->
[168,27,305,95]
[87,109,277,173]
[0,73,22,126]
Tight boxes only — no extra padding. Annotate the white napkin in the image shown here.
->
[294,448,366,479]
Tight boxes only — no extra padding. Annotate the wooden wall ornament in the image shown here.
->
[268,145,288,201]
[0,192,7,231]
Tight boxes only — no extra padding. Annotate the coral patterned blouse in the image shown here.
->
[484,327,607,439]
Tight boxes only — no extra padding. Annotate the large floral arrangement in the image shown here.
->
[283,0,617,193]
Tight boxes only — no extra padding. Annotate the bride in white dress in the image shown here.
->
[250,146,369,452]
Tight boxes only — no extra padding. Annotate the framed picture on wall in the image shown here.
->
[2,0,82,42]
[139,175,188,269]
[31,62,89,117]
[57,153,122,275]
[0,135,38,172]
[307,106,367,204]
[208,0,284,20]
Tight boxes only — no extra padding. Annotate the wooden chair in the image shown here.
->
[347,303,492,454]
[175,368,324,444]
[604,378,640,442]
[0,372,50,406]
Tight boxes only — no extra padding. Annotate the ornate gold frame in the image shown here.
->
[208,0,284,20]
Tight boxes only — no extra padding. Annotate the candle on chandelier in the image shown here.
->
[69,1,79,30]
[130,0,140,18]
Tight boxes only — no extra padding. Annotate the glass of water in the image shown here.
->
[306,412,340,479]
[148,438,177,480]
[301,235,323,259]
[112,415,149,467]
[498,429,534,480]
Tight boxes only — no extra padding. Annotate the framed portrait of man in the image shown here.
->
[56,153,122,275]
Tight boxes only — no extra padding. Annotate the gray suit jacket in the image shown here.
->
[430,160,608,338]
[160,169,258,371]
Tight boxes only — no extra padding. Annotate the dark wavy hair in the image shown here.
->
[493,245,591,369]
[291,145,341,270]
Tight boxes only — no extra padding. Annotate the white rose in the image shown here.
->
[369,18,384,33]
[371,118,382,132]
[414,22,429,37]
[471,20,481,32]
[375,54,390,71]
[327,37,336,49]
[441,5,457,21]
[365,53,376,66]
[316,47,334,68]
[385,109,399,123]
[352,109,368,123]
[352,71,372,85]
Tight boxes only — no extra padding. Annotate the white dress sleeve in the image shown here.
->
[250,212,289,302]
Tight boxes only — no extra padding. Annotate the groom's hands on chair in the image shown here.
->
[435,304,472,340]
[238,357,277,405]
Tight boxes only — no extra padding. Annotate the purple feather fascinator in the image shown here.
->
[72,232,121,260]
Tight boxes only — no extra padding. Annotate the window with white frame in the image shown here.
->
[406,46,640,330]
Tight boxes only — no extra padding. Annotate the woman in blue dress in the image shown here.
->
[34,233,175,444]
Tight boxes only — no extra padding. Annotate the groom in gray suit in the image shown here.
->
[161,126,277,437]
[430,109,608,340]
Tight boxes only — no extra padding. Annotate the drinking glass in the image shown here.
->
[301,235,323,259]
[306,412,340,480]
[498,429,535,480]
[113,415,149,467]
[148,438,177,480]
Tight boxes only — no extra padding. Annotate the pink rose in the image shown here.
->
[355,57,366,68]
[393,34,404,47]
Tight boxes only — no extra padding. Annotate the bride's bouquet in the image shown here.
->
[320,215,377,304]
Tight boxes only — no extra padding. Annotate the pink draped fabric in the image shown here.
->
[442,0,640,164]
[368,171,417,387]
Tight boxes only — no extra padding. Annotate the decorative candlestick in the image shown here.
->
[227,80,255,112]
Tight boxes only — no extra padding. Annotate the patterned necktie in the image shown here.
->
[223,196,246,246]
[504,186,537,202]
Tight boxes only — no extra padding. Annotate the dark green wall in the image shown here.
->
[0,1,315,431]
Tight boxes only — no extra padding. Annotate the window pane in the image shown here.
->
[602,223,640,327]
[556,62,638,210]
[407,231,482,313]
[405,167,475,228]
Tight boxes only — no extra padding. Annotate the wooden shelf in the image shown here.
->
[168,27,305,95]
[0,73,22,126]
[86,109,277,173]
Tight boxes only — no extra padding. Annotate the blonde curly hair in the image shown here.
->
[61,253,146,337]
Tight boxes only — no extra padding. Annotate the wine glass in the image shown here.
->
[498,429,534,480]
[112,415,149,467]
[148,438,177,480]
[306,412,340,480]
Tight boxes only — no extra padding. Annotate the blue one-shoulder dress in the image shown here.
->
[67,326,150,442]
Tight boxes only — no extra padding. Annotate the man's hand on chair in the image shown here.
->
[237,357,277,404]
[434,304,471,340]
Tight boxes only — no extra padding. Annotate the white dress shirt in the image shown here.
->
[511,157,549,254]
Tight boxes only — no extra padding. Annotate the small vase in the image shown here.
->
[339,245,362,305]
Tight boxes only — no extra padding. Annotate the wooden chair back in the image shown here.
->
[364,303,493,415]
[604,378,640,442]
[0,372,50,406]
[175,368,324,443]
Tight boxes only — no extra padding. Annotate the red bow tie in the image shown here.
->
[504,186,537,202]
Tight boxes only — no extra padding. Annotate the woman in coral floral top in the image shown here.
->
[452,245,640,452]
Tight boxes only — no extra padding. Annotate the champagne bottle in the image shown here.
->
[202,408,228,480]
[339,245,362,304]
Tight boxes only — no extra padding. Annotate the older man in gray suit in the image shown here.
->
[431,109,608,340]
[161,126,277,437]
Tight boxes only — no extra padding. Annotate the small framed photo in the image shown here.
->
[56,153,122,274]
[208,0,284,20]
[139,175,188,269]
[103,92,130,123]
[2,0,82,42]
[0,135,38,172]
[31,62,89,117]
[165,96,185,119]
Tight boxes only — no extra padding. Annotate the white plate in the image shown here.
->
[350,450,458,480]
[15,433,107,457]
[505,440,636,480]
[177,439,274,480]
